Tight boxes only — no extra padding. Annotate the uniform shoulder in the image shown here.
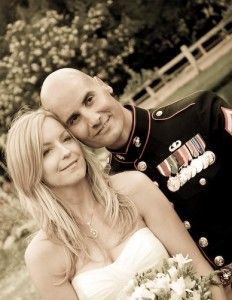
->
[151,90,217,120]
[166,90,215,107]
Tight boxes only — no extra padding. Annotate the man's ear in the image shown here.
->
[93,76,113,94]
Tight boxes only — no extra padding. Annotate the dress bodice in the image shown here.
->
[71,227,169,300]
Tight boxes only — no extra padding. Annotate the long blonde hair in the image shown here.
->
[6,109,137,282]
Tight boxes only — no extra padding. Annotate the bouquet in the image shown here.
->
[119,254,219,300]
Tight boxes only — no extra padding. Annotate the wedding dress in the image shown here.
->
[72,227,169,300]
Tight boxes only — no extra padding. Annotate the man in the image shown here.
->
[41,68,232,286]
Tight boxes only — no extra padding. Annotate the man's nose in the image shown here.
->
[86,111,101,128]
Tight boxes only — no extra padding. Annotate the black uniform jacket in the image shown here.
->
[110,91,232,270]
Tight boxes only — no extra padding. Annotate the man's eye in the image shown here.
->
[86,95,94,105]
[69,114,79,126]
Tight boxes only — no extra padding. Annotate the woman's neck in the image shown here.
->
[53,179,97,219]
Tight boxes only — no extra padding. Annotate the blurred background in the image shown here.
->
[0,0,232,299]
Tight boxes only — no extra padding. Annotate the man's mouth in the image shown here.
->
[96,117,110,136]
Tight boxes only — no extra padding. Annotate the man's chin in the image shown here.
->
[84,138,115,149]
[83,140,107,149]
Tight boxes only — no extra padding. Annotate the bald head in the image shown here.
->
[39,67,127,149]
[40,68,93,111]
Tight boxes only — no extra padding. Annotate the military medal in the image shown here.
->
[198,154,209,169]
[167,176,181,192]
[158,134,216,192]
[204,150,216,165]
[179,166,192,185]
[190,165,197,177]
[190,158,203,173]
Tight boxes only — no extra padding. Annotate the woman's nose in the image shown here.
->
[59,144,71,158]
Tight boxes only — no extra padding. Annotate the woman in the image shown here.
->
[6,109,226,300]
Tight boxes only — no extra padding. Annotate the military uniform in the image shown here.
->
[109,91,232,285]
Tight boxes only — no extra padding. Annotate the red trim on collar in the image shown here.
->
[124,105,136,154]
[108,105,136,156]
[138,109,151,160]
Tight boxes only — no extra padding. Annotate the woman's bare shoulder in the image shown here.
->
[110,170,155,194]
[25,230,66,274]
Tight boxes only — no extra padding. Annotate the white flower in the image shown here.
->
[130,285,154,300]
[185,276,196,289]
[152,273,170,290]
[188,290,201,300]
[170,277,186,297]
[168,266,178,279]
[170,290,183,300]
[111,243,215,299]
[172,254,192,268]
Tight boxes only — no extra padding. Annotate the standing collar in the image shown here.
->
[109,105,151,162]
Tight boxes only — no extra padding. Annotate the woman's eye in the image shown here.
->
[43,149,50,157]
[64,136,72,142]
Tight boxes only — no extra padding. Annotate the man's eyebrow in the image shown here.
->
[65,91,92,124]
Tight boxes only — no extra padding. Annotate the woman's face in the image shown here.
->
[41,117,86,188]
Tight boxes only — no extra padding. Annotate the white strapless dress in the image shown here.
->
[72,228,169,300]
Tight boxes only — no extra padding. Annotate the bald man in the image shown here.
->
[41,68,232,285]
[41,68,132,149]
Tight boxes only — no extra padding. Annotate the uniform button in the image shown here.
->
[184,221,191,230]
[199,178,207,186]
[137,161,147,172]
[214,256,224,267]
[133,136,141,148]
[199,237,208,248]
[155,110,163,117]
[153,181,159,187]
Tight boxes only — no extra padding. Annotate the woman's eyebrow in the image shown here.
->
[43,130,67,146]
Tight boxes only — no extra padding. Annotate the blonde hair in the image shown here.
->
[6,109,137,282]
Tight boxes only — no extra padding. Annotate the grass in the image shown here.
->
[164,48,232,105]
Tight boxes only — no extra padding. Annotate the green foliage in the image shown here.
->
[0,187,28,243]
[0,3,135,150]
[0,10,79,141]
[122,67,157,101]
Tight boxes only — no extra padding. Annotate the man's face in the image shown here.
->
[43,75,125,149]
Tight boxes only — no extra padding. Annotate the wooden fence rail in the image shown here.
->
[124,16,232,106]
